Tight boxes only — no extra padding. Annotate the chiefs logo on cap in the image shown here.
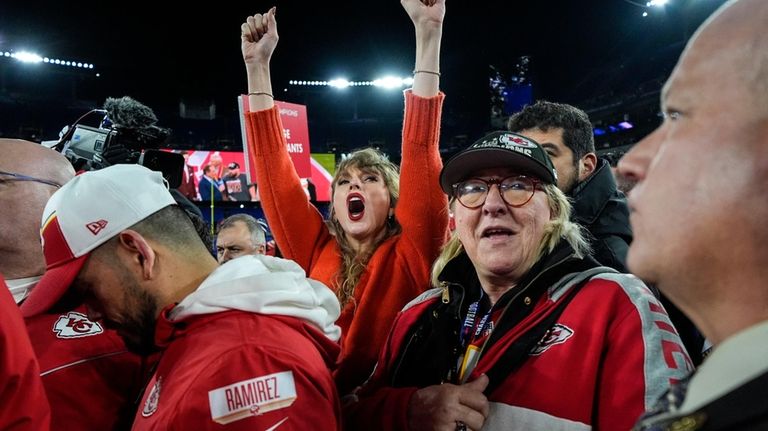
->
[499,133,536,148]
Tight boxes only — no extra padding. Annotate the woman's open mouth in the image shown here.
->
[347,193,365,221]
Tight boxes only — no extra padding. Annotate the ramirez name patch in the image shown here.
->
[208,371,297,425]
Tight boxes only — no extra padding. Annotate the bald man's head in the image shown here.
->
[0,139,75,185]
[617,0,768,337]
[0,139,75,279]
[679,0,768,115]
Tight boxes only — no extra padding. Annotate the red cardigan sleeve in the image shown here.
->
[245,107,333,271]
[397,90,449,265]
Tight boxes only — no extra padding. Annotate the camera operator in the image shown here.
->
[56,96,214,254]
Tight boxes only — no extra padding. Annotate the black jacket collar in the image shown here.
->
[571,159,628,228]
[436,241,600,314]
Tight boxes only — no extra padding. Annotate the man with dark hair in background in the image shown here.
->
[305,178,318,208]
[176,151,198,201]
[508,101,632,272]
[0,138,145,430]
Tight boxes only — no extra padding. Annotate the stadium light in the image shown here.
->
[290,75,414,90]
[328,78,351,89]
[623,0,671,16]
[1,49,95,70]
[14,51,43,63]
[372,76,408,89]
[618,121,634,130]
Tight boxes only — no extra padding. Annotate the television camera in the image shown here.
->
[53,96,183,188]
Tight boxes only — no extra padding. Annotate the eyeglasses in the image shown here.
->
[0,170,63,188]
[452,175,542,209]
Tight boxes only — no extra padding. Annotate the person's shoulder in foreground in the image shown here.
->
[619,0,768,429]
[0,277,51,430]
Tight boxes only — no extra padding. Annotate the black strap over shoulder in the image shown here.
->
[483,267,614,395]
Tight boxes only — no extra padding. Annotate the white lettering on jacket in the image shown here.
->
[208,371,297,425]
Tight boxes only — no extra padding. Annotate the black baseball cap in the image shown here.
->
[439,131,558,193]
[227,162,239,169]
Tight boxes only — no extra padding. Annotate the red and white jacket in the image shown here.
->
[0,277,50,430]
[132,255,342,431]
[345,245,693,431]
[25,306,147,430]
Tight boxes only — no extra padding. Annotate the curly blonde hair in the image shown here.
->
[327,148,402,308]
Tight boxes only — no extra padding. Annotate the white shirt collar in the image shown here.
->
[681,320,768,412]
[6,276,41,304]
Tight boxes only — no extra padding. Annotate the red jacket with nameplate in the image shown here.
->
[132,255,342,431]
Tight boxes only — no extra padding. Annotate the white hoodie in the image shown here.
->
[170,254,341,342]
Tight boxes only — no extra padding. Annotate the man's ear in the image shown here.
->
[578,153,598,181]
[116,230,157,280]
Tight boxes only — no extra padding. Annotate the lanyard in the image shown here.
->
[459,293,494,349]
[457,294,496,383]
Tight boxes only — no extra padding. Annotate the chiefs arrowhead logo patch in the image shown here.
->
[142,377,162,417]
[530,324,574,356]
[52,312,103,339]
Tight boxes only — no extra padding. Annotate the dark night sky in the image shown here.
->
[0,0,724,147]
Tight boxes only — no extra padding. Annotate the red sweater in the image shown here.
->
[245,91,448,393]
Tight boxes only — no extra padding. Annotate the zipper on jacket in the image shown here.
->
[391,281,464,385]
[441,281,450,303]
[472,252,576,374]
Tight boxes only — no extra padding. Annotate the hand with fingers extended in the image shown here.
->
[401,0,446,31]
[407,374,490,431]
[240,6,278,67]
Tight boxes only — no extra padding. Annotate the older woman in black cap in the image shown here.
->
[344,131,692,431]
